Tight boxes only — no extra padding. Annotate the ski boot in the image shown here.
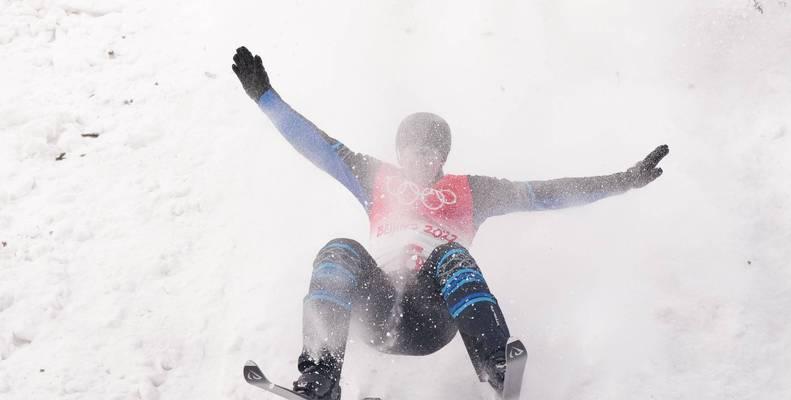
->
[293,353,342,400]
[482,348,507,393]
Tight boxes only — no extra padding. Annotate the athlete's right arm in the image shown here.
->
[257,89,381,208]
[232,47,380,209]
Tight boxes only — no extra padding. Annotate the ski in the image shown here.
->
[243,360,382,400]
[244,361,310,400]
[501,338,528,400]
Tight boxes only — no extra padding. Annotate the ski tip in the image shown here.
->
[506,338,527,360]
[243,360,269,384]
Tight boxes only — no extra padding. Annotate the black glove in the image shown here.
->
[232,46,271,101]
[624,144,669,188]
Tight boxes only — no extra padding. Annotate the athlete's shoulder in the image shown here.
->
[440,173,473,184]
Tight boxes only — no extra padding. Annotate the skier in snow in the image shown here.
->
[232,46,669,400]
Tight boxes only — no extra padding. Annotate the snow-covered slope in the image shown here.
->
[1,1,789,399]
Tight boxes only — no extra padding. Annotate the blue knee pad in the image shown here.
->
[305,238,371,311]
[430,243,498,319]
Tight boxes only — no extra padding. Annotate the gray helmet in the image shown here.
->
[396,112,452,161]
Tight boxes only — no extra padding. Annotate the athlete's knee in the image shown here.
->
[305,238,369,313]
[313,238,375,279]
[424,242,502,322]
[426,242,478,283]
[321,238,365,253]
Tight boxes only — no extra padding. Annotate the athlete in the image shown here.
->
[232,46,669,400]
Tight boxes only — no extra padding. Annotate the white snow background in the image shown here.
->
[1,1,790,399]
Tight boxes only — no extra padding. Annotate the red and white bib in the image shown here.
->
[368,166,477,273]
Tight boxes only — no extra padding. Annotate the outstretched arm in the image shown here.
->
[469,145,669,225]
[232,46,380,210]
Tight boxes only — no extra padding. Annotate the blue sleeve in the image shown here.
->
[257,89,378,209]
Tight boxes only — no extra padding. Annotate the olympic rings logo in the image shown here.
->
[385,176,457,211]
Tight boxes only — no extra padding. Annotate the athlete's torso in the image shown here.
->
[368,166,477,276]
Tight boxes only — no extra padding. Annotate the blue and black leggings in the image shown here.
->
[299,238,510,379]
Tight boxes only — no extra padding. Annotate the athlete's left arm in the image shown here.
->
[469,145,669,224]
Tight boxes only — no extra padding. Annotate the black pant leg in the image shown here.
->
[300,238,396,373]
[420,242,511,378]
[349,255,399,350]
[383,271,458,356]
